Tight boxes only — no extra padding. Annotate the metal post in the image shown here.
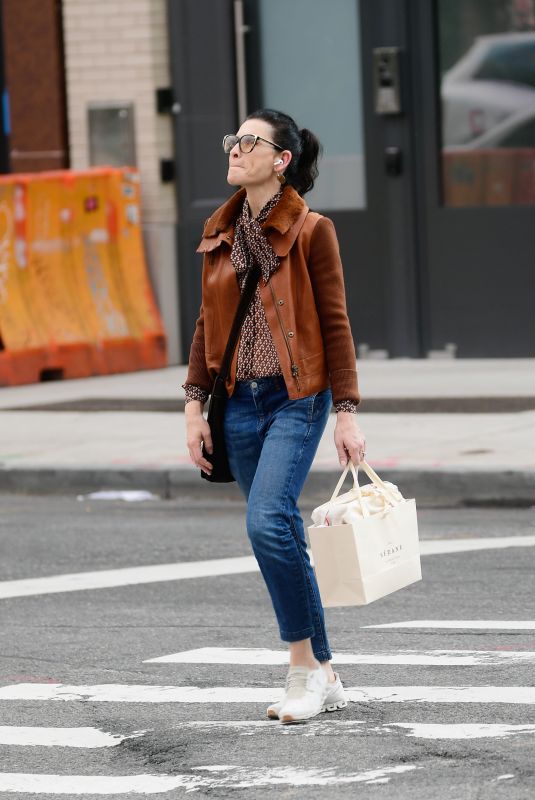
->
[233,0,249,122]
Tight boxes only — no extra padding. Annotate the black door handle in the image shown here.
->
[385,146,403,176]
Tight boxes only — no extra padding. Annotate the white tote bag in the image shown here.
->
[308,460,421,607]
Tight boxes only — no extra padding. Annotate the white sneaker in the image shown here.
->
[275,665,329,724]
[267,671,348,719]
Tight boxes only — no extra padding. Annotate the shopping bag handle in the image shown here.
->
[329,461,368,517]
[358,460,401,506]
[330,460,401,509]
[330,460,359,502]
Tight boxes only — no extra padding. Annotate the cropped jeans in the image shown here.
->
[224,376,333,662]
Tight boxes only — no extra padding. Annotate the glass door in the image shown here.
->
[413,0,535,355]
[439,0,535,208]
[243,0,367,211]
[240,0,409,355]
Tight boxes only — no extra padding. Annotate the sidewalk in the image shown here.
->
[1,359,534,506]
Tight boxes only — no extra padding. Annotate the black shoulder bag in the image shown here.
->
[201,262,261,483]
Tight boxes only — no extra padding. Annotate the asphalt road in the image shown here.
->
[0,494,534,798]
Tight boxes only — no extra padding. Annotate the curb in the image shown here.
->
[6,396,535,413]
[1,466,534,507]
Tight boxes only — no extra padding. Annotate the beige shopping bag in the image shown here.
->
[308,460,421,607]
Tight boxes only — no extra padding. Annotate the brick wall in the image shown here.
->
[62,0,176,226]
[62,0,181,361]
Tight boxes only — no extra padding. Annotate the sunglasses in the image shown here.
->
[222,133,284,154]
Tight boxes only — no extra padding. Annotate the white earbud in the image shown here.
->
[274,159,284,165]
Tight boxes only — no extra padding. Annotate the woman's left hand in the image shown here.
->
[334,411,366,467]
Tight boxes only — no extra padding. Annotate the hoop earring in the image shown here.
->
[276,171,286,185]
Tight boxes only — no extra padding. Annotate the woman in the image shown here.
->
[184,109,366,724]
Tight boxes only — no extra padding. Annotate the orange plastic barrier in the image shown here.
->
[443,148,535,207]
[0,167,167,386]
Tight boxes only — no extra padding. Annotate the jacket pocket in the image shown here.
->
[299,351,326,376]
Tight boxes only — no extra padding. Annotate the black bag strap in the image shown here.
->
[217,262,261,381]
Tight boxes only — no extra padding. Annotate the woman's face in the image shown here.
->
[226,118,291,189]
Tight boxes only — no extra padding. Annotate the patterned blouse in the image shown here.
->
[184,190,357,413]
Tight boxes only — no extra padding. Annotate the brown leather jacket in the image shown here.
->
[185,185,360,406]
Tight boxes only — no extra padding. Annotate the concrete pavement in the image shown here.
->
[1,359,534,505]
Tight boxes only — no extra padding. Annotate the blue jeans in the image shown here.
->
[224,376,333,662]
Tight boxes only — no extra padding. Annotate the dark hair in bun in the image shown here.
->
[245,108,322,196]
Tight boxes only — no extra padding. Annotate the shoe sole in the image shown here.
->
[280,708,323,724]
[267,697,348,720]
[322,699,349,713]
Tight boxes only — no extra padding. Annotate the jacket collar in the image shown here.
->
[200,184,308,241]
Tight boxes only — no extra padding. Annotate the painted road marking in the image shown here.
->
[3,722,532,746]
[419,535,535,555]
[0,765,419,793]
[0,534,534,601]
[364,621,535,630]
[183,720,535,740]
[1,683,534,704]
[0,727,144,748]
[0,556,258,600]
[389,723,535,739]
[144,646,535,666]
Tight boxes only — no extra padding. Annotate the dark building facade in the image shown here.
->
[169,0,535,361]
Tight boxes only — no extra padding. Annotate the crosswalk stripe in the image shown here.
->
[183,720,535,739]
[388,723,535,739]
[0,683,534,704]
[0,773,196,794]
[0,534,534,601]
[0,765,419,792]
[364,621,535,630]
[144,646,535,666]
[0,727,144,748]
[2,721,534,746]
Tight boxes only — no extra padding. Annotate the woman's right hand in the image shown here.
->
[185,402,213,476]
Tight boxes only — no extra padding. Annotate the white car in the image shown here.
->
[441,32,535,146]
[444,105,535,150]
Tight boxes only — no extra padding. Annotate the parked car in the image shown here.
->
[444,105,535,149]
